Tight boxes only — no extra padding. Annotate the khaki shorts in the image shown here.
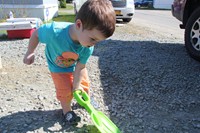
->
[51,72,90,102]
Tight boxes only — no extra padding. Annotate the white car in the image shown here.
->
[74,0,135,23]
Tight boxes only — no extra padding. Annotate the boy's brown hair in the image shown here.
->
[76,0,116,38]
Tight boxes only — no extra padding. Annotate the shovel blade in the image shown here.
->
[91,111,121,133]
[73,91,121,133]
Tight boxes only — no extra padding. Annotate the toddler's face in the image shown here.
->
[77,28,106,47]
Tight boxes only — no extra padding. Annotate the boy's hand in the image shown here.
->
[23,52,35,65]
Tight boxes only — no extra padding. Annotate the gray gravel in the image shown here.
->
[0,21,200,133]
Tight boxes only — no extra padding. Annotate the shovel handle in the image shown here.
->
[73,90,90,106]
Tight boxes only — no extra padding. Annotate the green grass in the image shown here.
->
[53,14,75,22]
[52,4,76,23]
[0,17,7,38]
[0,18,7,36]
[52,11,75,23]
[61,4,74,10]
[0,30,6,34]
[0,19,6,23]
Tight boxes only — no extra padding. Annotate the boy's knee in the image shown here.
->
[56,92,73,102]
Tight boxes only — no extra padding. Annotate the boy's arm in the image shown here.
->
[73,61,88,91]
[23,29,39,65]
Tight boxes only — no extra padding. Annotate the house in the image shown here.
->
[153,0,174,9]
[0,0,58,21]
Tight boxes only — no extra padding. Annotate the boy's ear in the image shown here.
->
[75,19,83,30]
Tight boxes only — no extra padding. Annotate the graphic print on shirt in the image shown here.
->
[55,52,79,68]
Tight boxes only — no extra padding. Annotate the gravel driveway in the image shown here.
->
[1,14,200,133]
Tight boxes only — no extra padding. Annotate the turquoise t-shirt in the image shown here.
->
[38,22,94,72]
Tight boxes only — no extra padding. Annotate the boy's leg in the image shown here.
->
[50,72,74,114]
[51,72,81,125]
[51,71,90,112]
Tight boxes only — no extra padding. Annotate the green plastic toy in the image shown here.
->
[73,90,121,133]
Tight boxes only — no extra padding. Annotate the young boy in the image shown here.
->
[23,0,116,125]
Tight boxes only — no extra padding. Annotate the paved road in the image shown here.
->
[132,9,184,39]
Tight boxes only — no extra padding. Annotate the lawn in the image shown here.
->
[52,13,75,23]
[52,4,76,23]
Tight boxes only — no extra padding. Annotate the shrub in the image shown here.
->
[60,0,66,8]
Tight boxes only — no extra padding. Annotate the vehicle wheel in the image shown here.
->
[185,7,200,61]
[123,18,132,23]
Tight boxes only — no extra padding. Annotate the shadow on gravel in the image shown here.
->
[93,39,200,132]
[0,109,98,133]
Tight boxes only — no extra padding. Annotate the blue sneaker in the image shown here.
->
[62,111,81,125]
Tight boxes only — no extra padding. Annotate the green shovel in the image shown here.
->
[73,90,121,133]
